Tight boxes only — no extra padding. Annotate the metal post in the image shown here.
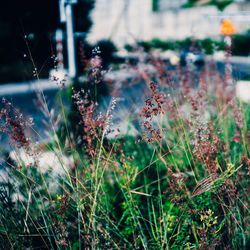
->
[65,3,77,78]
[55,29,64,70]
[224,35,233,86]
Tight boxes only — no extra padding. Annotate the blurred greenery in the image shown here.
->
[133,33,250,56]
[183,0,233,11]
[232,33,250,56]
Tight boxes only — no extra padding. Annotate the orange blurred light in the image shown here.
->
[220,19,236,36]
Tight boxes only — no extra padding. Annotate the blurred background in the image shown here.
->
[0,0,250,83]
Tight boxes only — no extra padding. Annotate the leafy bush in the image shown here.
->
[133,34,250,56]
[183,0,233,11]
[95,40,117,68]
[232,33,250,56]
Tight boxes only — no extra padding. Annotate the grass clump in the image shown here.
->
[0,48,249,249]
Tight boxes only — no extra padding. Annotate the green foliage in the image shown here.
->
[135,34,250,56]
[95,40,117,68]
[124,44,134,52]
[232,33,250,56]
[135,37,226,55]
[152,0,159,12]
[212,0,233,11]
[182,0,199,8]
[200,38,223,55]
[183,0,233,10]
[0,44,249,248]
[148,38,176,51]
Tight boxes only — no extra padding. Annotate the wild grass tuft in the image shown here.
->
[0,48,249,249]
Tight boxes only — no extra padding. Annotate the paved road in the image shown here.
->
[216,58,250,79]
[0,86,69,150]
[0,56,249,149]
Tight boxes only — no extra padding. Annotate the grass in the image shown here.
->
[0,47,249,249]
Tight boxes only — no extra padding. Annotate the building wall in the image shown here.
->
[86,0,250,48]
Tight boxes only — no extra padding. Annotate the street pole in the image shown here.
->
[55,29,64,70]
[65,3,77,78]
[220,19,236,88]
[59,0,78,78]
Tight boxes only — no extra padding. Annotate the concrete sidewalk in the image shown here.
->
[0,79,70,96]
